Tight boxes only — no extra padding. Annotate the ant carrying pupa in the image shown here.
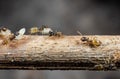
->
[77,31,102,48]
[39,25,53,35]
[29,25,53,35]
[30,25,63,37]
[40,25,63,37]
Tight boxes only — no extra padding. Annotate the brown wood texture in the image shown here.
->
[0,35,120,70]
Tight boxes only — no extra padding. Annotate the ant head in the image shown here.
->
[81,37,89,41]
[1,27,7,31]
[15,32,19,36]
[49,31,55,36]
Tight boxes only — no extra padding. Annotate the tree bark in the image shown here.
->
[0,35,120,70]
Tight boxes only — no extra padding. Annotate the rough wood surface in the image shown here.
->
[0,35,120,70]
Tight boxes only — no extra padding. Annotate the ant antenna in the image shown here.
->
[77,31,82,36]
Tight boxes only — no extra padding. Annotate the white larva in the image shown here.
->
[15,28,26,40]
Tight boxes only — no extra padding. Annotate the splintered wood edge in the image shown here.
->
[0,35,120,70]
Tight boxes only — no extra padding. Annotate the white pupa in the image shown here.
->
[40,28,53,35]
[15,28,26,40]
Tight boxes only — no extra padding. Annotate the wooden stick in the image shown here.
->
[0,35,120,70]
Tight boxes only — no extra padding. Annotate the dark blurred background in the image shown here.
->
[0,0,120,79]
[0,0,120,35]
